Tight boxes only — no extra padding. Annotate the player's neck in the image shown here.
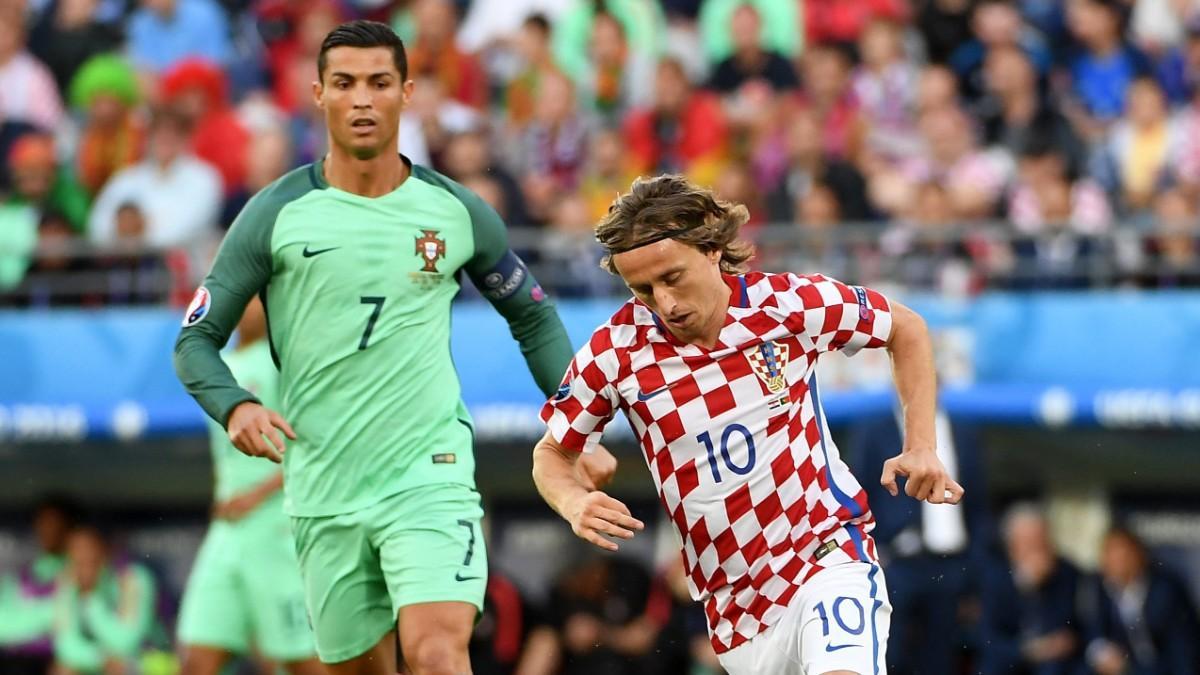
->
[323,148,409,198]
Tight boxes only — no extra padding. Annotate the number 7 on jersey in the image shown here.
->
[359,296,386,350]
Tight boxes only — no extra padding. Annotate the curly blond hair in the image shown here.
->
[594,175,755,274]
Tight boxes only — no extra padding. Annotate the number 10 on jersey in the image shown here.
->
[697,424,757,484]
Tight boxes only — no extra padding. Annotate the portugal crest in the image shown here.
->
[748,341,790,393]
[414,229,446,273]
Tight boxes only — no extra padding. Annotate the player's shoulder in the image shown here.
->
[239,163,324,224]
[580,299,657,359]
[408,163,479,207]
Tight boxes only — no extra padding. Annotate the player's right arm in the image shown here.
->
[534,336,643,550]
[173,194,295,463]
[532,431,643,552]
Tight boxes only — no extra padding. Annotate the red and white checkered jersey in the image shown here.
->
[540,272,893,653]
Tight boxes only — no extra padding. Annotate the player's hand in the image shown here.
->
[227,402,296,464]
[575,444,618,491]
[880,449,964,504]
[565,491,644,552]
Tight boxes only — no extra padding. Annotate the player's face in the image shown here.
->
[314,46,414,160]
[613,238,727,343]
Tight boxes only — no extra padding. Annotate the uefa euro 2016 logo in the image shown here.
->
[749,341,789,393]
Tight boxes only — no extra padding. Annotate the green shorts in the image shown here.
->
[177,517,315,662]
[290,483,487,664]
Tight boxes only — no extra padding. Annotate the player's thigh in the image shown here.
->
[176,526,252,655]
[291,513,395,665]
[715,607,804,675]
[179,644,233,675]
[799,562,892,675]
[396,601,477,673]
[374,484,488,619]
[241,534,318,663]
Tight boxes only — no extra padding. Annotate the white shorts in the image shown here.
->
[717,561,892,675]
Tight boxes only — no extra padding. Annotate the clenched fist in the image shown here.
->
[226,401,297,463]
[880,449,964,504]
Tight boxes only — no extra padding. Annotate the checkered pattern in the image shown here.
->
[541,272,894,654]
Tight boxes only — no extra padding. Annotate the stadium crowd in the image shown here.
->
[1,0,1200,305]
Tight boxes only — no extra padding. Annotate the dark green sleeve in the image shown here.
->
[172,190,278,427]
[417,167,575,398]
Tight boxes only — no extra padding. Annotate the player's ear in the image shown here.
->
[312,79,324,109]
[401,79,415,106]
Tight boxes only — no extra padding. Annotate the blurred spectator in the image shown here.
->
[407,74,482,167]
[917,0,974,65]
[540,193,610,297]
[0,496,78,675]
[0,4,65,132]
[874,105,1012,220]
[624,58,728,186]
[708,4,798,94]
[884,181,985,293]
[87,110,221,255]
[793,43,863,163]
[504,14,558,129]
[258,0,345,116]
[27,0,122,95]
[804,0,908,47]
[552,0,665,85]
[1009,134,1112,236]
[765,108,872,223]
[698,0,800,66]
[456,0,572,55]
[159,58,251,198]
[0,201,38,291]
[916,63,962,115]
[223,123,291,224]
[648,556,721,674]
[1150,188,1200,287]
[577,126,635,222]
[853,18,921,163]
[407,0,487,109]
[52,525,159,675]
[980,45,1086,174]
[949,0,1052,105]
[517,554,660,674]
[1064,0,1152,133]
[980,505,1092,675]
[1087,526,1200,675]
[442,129,528,226]
[577,9,654,119]
[127,0,233,75]
[69,54,144,196]
[470,568,531,675]
[1092,76,1182,217]
[849,414,990,675]
[518,70,589,218]
[713,160,765,226]
[5,133,91,232]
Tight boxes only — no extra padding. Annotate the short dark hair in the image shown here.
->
[318,20,408,81]
[523,12,551,36]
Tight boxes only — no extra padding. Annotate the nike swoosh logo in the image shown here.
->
[637,385,672,401]
[825,643,861,652]
[302,245,339,258]
[455,572,481,582]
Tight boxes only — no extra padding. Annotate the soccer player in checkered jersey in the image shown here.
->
[532,175,964,675]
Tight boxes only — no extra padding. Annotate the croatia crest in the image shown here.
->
[748,340,789,393]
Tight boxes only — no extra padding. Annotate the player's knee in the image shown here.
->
[402,635,469,675]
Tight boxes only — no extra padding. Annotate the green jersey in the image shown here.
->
[175,156,572,517]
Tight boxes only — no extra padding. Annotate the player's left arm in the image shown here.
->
[794,274,962,505]
[880,300,964,505]
[454,180,618,486]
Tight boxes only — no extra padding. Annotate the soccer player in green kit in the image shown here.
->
[174,20,614,675]
[177,297,324,675]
